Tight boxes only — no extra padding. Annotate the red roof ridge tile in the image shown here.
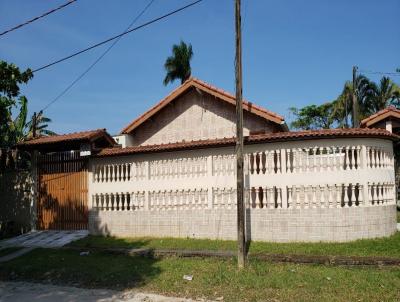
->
[189,77,284,120]
[19,128,114,146]
[98,128,397,157]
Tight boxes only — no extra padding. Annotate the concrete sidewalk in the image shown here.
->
[0,230,89,263]
[0,282,204,302]
[0,230,89,249]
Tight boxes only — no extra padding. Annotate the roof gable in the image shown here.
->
[360,106,400,128]
[121,78,287,134]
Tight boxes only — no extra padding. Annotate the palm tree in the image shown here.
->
[331,82,352,128]
[26,110,56,138]
[366,77,400,112]
[0,96,28,148]
[11,96,28,143]
[163,41,193,86]
[332,75,375,127]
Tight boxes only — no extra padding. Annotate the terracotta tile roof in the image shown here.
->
[120,77,287,134]
[360,106,400,128]
[97,128,398,157]
[19,129,115,147]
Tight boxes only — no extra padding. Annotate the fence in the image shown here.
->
[0,170,33,237]
[88,137,397,242]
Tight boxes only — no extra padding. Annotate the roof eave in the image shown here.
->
[97,129,398,158]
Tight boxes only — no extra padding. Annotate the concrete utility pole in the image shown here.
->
[352,66,358,128]
[235,0,246,268]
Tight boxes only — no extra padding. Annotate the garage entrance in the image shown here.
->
[37,151,88,230]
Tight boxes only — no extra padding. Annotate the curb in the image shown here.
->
[60,246,400,266]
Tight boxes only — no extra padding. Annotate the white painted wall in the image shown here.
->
[386,120,393,132]
[112,134,134,148]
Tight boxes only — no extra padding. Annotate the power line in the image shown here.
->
[0,0,77,37]
[359,69,400,77]
[41,0,156,112]
[32,0,203,73]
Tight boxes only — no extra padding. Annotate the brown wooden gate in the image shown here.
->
[37,151,88,230]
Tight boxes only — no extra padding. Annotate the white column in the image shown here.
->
[386,120,393,133]
[207,155,213,209]
[281,148,287,174]
[361,145,369,206]
[144,191,149,210]
[280,148,288,208]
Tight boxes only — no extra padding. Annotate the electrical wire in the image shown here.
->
[0,0,77,37]
[32,0,203,73]
[41,0,156,112]
[359,69,400,77]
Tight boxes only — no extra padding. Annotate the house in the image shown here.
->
[360,106,400,135]
[114,78,288,148]
[16,78,398,242]
[360,106,400,203]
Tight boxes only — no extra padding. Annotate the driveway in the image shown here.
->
[0,230,89,263]
[0,230,88,249]
[0,282,202,302]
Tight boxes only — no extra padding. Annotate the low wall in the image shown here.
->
[0,171,33,236]
[89,205,397,242]
[89,137,397,242]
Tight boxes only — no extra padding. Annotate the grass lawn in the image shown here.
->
[0,247,21,257]
[0,248,399,301]
[69,232,400,258]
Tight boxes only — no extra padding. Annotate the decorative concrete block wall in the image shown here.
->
[89,137,397,242]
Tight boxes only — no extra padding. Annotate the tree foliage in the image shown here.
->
[290,74,400,130]
[0,61,32,99]
[289,103,334,130]
[329,75,375,127]
[0,60,56,169]
[366,77,400,112]
[163,40,193,86]
[25,110,57,138]
[0,61,33,148]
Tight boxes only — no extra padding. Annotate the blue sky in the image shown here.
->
[1,0,399,135]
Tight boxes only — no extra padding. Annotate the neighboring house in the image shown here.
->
[360,106,400,135]
[16,78,398,242]
[360,106,400,205]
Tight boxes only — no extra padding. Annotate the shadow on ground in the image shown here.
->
[0,246,162,291]
[0,281,120,302]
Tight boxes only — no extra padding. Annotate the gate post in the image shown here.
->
[30,150,38,231]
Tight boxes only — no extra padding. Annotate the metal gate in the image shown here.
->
[37,151,88,230]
